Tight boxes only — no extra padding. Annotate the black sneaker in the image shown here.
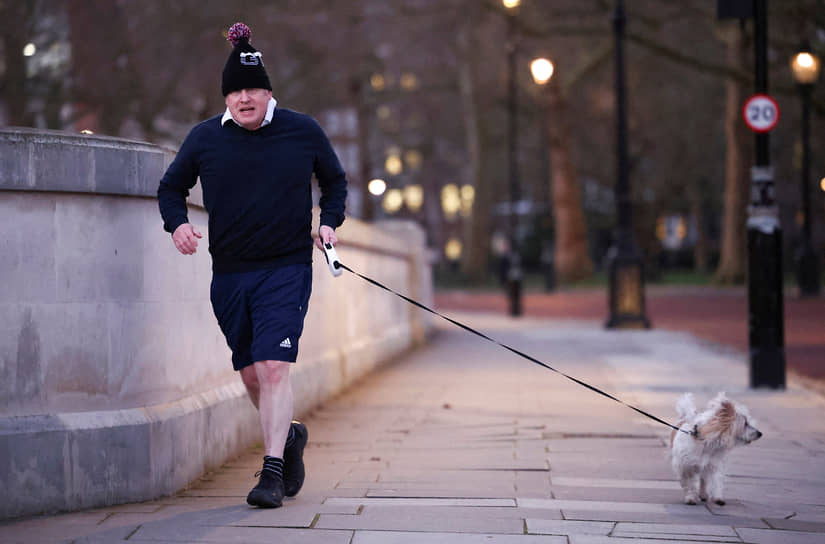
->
[246,470,284,508]
[283,421,308,497]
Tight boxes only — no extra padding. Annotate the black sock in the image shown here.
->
[285,424,295,448]
[262,456,284,479]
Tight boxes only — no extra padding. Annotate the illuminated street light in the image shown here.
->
[445,238,463,261]
[23,43,36,56]
[460,184,475,217]
[502,0,523,316]
[791,50,821,85]
[441,184,461,219]
[385,153,403,176]
[530,58,554,85]
[403,184,423,212]
[368,178,387,196]
[370,73,385,91]
[790,42,821,296]
[382,188,403,213]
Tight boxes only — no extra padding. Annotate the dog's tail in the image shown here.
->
[675,393,697,420]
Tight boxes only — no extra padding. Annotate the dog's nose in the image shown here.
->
[756,431,763,439]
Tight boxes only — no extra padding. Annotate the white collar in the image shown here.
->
[222,97,277,128]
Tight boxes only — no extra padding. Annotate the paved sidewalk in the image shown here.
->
[2,312,824,543]
[435,287,825,385]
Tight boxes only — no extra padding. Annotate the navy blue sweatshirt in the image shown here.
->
[157,108,347,273]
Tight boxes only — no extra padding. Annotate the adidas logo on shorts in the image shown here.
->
[279,337,292,348]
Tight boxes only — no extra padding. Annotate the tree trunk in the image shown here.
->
[456,14,488,280]
[545,78,593,283]
[715,22,750,284]
[688,180,708,273]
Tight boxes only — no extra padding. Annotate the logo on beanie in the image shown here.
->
[240,51,263,66]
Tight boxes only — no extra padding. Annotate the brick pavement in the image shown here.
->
[1,310,823,543]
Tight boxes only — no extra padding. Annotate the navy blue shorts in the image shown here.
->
[210,264,312,370]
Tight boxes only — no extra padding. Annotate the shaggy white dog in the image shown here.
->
[670,392,762,505]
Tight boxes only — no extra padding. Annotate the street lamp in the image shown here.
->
[605,0,650,329]
[530,58,554,86]
[790,42,822,296]
[503,0,523,317]
[531,57,556,291]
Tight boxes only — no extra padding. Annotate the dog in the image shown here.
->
[669,392,762,505]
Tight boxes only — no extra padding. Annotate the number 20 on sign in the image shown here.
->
[742,94,780,133]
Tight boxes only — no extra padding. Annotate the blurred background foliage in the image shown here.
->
[2,0,823,288]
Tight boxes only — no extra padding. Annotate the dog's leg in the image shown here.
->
[705,464,726,505]
[681,469,701,505]
[699,476,709,502]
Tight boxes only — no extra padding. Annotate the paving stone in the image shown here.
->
[612,522,740,542]
[526,519,614,535]
[550,477,680,490]
[568,534,725,544]
[518,498,699,514]
[127,523,353,542]
[735,527,825,544]
[324,497,516,508]
[550,484,684,504]
[366,487,515,499]
[561,509,768,528]
[0,524,136,544]
[351,531,567,544]
[316,510,524,534]
[763,518,825,532]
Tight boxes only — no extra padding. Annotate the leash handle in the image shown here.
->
[322,242,342,277]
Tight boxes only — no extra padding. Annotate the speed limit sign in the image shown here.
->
[743,94,780,133]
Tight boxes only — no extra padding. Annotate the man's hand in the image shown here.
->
[314,225,338,250]
[172,223,203,255]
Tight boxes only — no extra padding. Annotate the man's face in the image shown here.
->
[225,88,272,130]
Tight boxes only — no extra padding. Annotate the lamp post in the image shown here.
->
[747,0,785,388]
[531,57,556,290]
[605,0,650,329]
[503,0,523,316]
[790,43,822,297]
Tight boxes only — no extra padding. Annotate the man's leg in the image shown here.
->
[245,359,292,508]
[240,364,260,409]
[254,360,293,458]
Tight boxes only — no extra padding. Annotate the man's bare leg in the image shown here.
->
[254,360,293,458]
[240,365,260,409]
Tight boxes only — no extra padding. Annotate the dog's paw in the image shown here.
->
[684,494,700,505]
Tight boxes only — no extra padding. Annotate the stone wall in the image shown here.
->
[0,128,432,519]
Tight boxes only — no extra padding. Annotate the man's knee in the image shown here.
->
[240,364,260,390]
[254,360,290,386]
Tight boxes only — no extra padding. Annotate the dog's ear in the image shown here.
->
[717,400,736,424]
[713,391,728,403]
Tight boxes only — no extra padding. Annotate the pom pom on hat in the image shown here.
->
[227,22,251,46]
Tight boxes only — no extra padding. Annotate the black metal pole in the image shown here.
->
[605,0,650,329]
[614,2,631,252]
[506,12,523,317]
[747,0,785,388]
[796,82,821,295]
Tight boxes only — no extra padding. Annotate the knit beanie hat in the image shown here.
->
[221,22,272,96]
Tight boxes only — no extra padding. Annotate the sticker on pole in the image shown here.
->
[742,94,780,133]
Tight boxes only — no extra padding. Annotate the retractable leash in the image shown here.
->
[321,243,693,437]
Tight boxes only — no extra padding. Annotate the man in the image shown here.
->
[157,22,347,508]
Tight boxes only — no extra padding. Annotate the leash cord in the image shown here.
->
[337,262,693,436]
